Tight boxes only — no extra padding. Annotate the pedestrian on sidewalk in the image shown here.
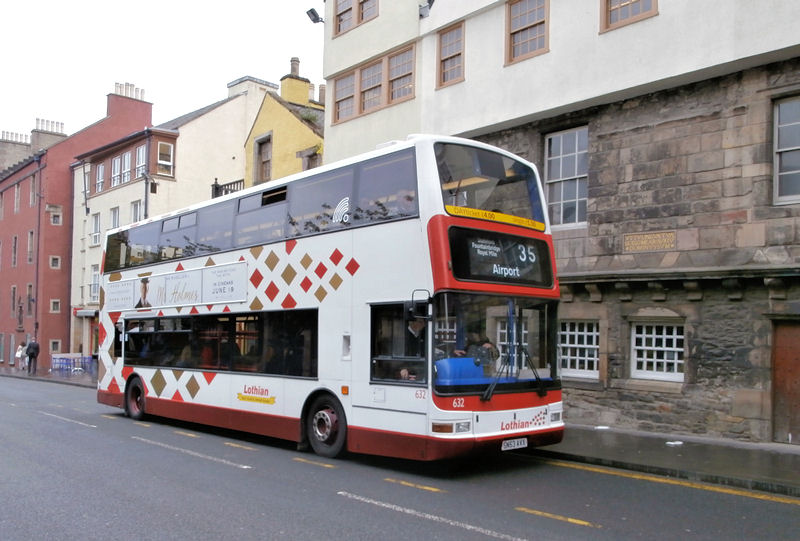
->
[26,339,40,376]
[14,342,26,369]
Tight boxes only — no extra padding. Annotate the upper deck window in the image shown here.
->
[435,143,546,231]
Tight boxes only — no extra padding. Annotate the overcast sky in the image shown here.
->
[1,0,326,136]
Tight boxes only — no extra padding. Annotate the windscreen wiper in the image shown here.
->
[522,348,547,397]
[481,353,510,401]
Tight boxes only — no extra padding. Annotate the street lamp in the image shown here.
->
[306,8,324,23]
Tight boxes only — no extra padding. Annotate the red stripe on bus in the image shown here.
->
[432,389,561,411]
[347,424,564,461]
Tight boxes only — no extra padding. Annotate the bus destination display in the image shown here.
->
[449,227,552,287]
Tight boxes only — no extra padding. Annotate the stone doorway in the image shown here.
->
[773,321,800,445]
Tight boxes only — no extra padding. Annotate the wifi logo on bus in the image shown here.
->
[333,197,350,224]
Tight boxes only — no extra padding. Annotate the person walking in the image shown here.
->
[26,339,40,376]
[14,342,26,370]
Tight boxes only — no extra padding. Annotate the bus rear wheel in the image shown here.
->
[306,395,347,458]
[125,377,146,421]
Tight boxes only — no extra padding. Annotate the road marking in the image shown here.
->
[543,459,800,506]
[134,421,151,427]
[101,414,117,420]
[38,411,97,428]
[384,477,445,493]
[174,430,200,438]
[293,457,337,469]
[338,491,526,541]
[131,436,252,469]
[224,442,257,451]
[515,506,602,528]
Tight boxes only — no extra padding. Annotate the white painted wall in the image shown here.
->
[323,0,800,161]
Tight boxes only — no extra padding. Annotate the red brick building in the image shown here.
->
[0,87,151,372]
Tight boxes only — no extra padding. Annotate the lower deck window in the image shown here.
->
[120,310,318,377]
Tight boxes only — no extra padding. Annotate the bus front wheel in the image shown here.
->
[306,395,347,458]
[125,377,146,421]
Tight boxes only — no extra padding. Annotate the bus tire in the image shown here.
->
[125,377,146,421]
[306,394,347,458]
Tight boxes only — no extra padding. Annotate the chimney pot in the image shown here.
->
[319,84,326,106]
[291,57,300,77]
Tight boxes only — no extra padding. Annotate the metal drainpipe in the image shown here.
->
[32,152,46,340]
[143,128,151,219]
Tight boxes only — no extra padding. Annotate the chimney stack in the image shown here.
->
[114,82,146,100]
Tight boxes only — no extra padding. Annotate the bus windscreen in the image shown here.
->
[435,143,546,231]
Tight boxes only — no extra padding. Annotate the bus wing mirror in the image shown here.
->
[407,289,431,320]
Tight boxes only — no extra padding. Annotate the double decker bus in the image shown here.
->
[97,134,563,460]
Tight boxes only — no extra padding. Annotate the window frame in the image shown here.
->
[601,0,658,32]
[629,320,685,382]
[95,163,105,193]
[255,135,273,184]
[90,264,100,303]
[332,46,415,124]
[111,156,122,187]
[121,151,132,183]
[90,213,101,246]
[506,0,549,65]
[135,144,147,179]
[334,0,378,37]
[27,230,34,264]
[438,22,465,89]
[110,207,120,229]
[774,96,800,205]
[544,126,589,228]
[559,320,600,379]
[157,142,175,177]
[131,200,142,223]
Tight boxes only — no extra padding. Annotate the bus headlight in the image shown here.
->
[455,421,471,433]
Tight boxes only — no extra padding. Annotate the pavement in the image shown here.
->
[2,362,799,498]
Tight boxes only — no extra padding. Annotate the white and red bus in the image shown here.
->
[97,135,563,460]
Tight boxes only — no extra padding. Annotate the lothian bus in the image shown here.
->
[97,134,563,460]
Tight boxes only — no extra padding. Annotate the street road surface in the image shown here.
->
[1,378,798,540]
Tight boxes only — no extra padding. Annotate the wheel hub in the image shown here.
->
[312,408,337,441]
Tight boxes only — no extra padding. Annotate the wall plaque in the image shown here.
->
[623,231,676,253]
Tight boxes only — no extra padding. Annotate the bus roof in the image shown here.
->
[104,134,535,237]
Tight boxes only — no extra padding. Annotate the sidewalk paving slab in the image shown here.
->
[534,424,800,498]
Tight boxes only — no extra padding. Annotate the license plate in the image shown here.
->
[501,437,528,451]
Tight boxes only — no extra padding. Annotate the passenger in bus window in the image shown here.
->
[405,318,426,357]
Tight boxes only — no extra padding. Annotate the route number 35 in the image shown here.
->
[518,244,536,263]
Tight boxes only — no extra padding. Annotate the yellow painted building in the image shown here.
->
[245,58,324,186]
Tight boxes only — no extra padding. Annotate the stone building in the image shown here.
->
[319,1,800,444]
[476,58,800,443]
